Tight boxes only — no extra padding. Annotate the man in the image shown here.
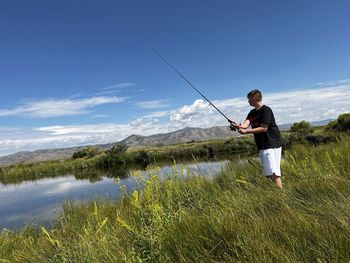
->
[231,89,283,188]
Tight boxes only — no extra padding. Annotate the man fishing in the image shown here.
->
[154,51,282,188]
[231,89,283,188]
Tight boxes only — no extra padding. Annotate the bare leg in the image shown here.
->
[269,173,283,189]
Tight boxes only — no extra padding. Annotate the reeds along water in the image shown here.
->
[0,137,256,184]
[0,136,349,262]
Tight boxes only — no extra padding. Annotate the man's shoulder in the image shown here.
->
[247,108,256,116]
[261,105,273,112]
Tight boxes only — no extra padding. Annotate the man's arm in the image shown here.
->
[239,123,268,134]
[238,119,250,129]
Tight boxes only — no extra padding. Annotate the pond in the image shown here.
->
[0,159,232,230]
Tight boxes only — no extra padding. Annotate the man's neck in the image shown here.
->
[255,102,264,110]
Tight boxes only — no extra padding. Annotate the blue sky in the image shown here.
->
[0,0,350,156]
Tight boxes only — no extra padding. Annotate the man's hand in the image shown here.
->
[238,128,248,134]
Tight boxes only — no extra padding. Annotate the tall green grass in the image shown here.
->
[0,137,349,262]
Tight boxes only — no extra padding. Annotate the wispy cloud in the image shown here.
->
[135,99,171,109]
[101,82,138,90]
[0,96,126,118]
[0,80,349,156]
[97,82,138,95]
[142,110,171,118]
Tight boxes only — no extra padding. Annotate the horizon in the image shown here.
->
[1,1,350,156]
[0,116,336,157]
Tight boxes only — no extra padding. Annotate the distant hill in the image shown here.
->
[0,126,236,166]
[0,119,333,166]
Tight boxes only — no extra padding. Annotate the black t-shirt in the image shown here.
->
[246,105,282,150]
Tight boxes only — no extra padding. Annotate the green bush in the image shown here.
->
[325,113,350,131]
[325,120,338,131]
[98,144,128,168]
[290,120,315,136]
[72,147,100,159]
[134,150,152,168]
[336,113,350,131]
[305,134,336,145]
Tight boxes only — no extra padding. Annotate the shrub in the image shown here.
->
[325,113,350,132]
[336,113,350,131]
[72,147,100,159]
[98,144,128,168]
[305,134,336,145]
[290,121,315,136]
[325,120,338,131]
[134,150,152,168]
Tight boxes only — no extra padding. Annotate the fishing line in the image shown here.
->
[153,49,237,129]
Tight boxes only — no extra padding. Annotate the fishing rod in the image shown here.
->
[153,49,237,131]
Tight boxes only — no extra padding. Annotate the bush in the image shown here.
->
[98,144,128,168]
[336,113,350,131]
[72,147,100,159]
[290,121,315,136]
[107,144,128,155]
[325,113,350,132]
[305,134,336,145]
[134,150,152,168]
[325,120,338,131]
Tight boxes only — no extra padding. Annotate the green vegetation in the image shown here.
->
[0,137,257,184]
[282,120,337,147]
[0,157,100,184]
[98,144,129,168]
[125,136,257,164]
[326,113,350,131]
[290,120,315,136]
[0,133,349,262]
[72,147,100,159]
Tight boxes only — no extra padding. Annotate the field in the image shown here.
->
[0,133,349,262]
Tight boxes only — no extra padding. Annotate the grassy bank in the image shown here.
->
[0,157,100,184]
[0,135,349,262]
[0,128,338,183]
[0,136,257,183]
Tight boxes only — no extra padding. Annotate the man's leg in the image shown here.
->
[260,148,283,188]
[270,173,282,189]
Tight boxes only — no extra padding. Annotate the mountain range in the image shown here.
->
[0,119,332,166]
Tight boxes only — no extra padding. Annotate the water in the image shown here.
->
[0,160,229,230]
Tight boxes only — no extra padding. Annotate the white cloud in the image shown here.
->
[97,82,138,95]
[0,121,175,156]
[135,99,171,109]
[0,81,349,156]
[102,82,138,90]
[0,96,126,118]
[171,82,350,127]
[143,110,171,118]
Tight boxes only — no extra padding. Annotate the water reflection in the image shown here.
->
[0,159,229,230]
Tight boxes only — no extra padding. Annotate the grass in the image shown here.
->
[0,157,100,184]
[0,136,256,184]
[0,135,349,262]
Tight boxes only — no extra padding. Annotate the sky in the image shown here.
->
[0,0,350,156]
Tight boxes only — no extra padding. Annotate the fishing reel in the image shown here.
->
[229,121,238,131]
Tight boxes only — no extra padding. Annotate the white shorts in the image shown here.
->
[259,147,282,177]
